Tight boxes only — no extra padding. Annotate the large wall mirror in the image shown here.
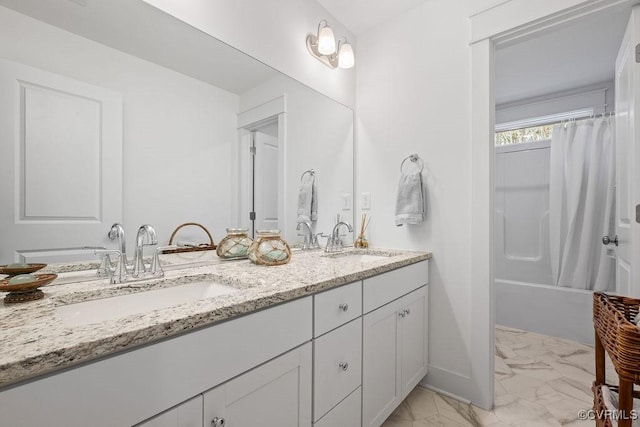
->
[0,0,354,263]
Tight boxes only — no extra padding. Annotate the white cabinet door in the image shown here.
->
[362,298,402,427]
[399,286,428,399]
[203,342,312,427]
[363,285,429,427]
[135,396,203,427]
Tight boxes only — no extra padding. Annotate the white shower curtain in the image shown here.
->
[549,117,615,291]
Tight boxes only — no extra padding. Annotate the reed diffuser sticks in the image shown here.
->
[355,214,370,248]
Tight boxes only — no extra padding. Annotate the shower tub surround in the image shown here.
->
[0,248,430,387]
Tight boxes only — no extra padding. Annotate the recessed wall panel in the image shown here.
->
[21,83,101,220]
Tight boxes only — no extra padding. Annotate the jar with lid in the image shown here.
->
[216,228,253,259]
[247,229,291,266]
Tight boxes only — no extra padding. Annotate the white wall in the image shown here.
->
[355,0,499,406]
[0,6,238,252]
[142,0,356,109]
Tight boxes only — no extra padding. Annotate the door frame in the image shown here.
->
[234,96,287,234]
[469,0,634,409]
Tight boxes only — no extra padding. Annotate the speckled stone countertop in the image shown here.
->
[0,248,431,388]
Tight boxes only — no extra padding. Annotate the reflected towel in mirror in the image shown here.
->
[297,173,318,222]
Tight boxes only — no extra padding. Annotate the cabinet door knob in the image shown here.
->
[339,361,349,371]
[399,311,406,318]
[211,417,226,427]
[405,308,411,316]
[339,303,349,312]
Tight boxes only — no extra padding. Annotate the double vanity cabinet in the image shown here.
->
[0,254,429,427]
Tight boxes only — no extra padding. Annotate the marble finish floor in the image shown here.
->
[382,325,614,426]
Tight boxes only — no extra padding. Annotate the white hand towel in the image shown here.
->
[395,170,425,226]
[311,176,318,221]
[297,174,317,222]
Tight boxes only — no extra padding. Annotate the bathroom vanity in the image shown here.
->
[0,249,430,427]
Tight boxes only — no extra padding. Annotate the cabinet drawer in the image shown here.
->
[363,261,428,313]
[313,387,361,427]
[313,318,362,421]
[314,281,362,337]
[135,395,203,427]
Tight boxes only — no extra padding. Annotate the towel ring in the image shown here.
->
[400,154,424,173]
[300,169,315,183]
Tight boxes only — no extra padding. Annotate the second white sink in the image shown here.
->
[56,281,237,327]
[323,251,394,263]
[341,254,390,263]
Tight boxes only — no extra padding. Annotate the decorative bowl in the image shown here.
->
[0,263,47,276]
[0,273,57,304]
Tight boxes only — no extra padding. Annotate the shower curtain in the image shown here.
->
[549,116,615,291]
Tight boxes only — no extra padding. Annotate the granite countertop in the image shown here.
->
[0,247,431,388]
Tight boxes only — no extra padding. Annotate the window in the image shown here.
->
[495,125,553,146]
[494,108,597,146]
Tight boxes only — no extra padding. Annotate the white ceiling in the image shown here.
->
[495,5,630,105]
[315,0,430,36]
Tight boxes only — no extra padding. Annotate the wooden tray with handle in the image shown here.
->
[161,222,216,254]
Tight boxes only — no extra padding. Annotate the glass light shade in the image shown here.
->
[317,25,336,55]
[338,42,355,69]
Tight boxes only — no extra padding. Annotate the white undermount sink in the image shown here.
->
[56,281,237,327]
[342,254,390,262]
[324,252,393,263]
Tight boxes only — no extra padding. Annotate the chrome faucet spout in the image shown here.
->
[108,223,128,267]
[326,221,353,252]
[133,225,158,276]
[296,220,314,249]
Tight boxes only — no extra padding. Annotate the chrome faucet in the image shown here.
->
[108,223,130,271]
[133,225,158,277]
[296,220,318,250]
[325,221,353,252]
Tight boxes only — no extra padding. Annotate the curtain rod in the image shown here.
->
[495,105,612,133]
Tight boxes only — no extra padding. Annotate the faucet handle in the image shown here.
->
[94,249,125,282]
[94,249,120,277]
[312,232,326,248]
[151,245,176,277]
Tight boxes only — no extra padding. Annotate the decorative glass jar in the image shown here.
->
[216,228,253,259]
[248,229,291,266]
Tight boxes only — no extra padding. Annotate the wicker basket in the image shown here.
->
[592,383,640,427]
[161,222,216,254]
[593,292,640,427]
[593,382,616,427]
[593,292,640,383]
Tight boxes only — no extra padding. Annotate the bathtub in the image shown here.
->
[494,140,597,346]
[495,279,594,345]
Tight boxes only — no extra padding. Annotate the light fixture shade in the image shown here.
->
[338,42,355,69]
[317,24,336,55]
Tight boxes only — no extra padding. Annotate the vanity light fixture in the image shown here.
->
[306,20,355,70]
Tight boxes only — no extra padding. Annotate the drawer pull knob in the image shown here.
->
[339,362,349,371]
[399,311,406,318]
[211,417,226,427]
[339,303,349,312]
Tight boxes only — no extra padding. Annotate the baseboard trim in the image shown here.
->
[421,365,474,404]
